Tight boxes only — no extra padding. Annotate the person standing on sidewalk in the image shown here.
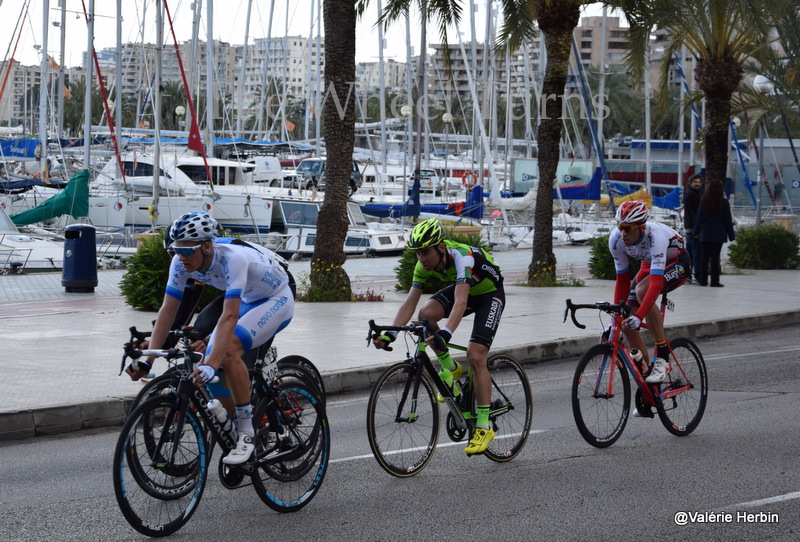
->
[683,174,703,283]
[695,180,735,287]
[372,218,505,456]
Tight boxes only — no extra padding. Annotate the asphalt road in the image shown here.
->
[1,327,798,542]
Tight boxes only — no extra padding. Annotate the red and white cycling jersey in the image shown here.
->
[609,221,685,276]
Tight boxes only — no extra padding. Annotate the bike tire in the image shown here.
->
[366,361,440,477]
[482,354,534,462]
[656,337,708,436]
[113,395,209,537]
[278,355,326,405]
[276,362,325,407]
[250,382,330,513]
[127,369,180,415]
[572,343,631,448]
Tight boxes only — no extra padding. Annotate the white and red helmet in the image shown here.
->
[615,200,649,225]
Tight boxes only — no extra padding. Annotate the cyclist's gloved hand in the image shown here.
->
[125,360,151,381]
[431,328,452,351]
[195,364,216,383]
[373,330,397,350]
[624,315,642,331]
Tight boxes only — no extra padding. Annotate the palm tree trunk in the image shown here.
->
[528,5,581,285]
[310,0,355,301]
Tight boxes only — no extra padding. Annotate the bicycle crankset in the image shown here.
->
[218,456,246,489]
[445,413,469,442]
[634,388,655,418]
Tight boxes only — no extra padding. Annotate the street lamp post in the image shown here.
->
[175,104,186,133]
[442,112,453,197]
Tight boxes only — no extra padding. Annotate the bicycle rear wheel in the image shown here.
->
[113,395,209,537]
[366,361,440,477]
[572,343,631,448]
[127,368,181,415]
[278,355,326,405]
[251,382,330,513]
[482,354,534,462]
[657,337,708,436]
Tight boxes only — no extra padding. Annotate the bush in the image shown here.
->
[588,235,641,280]
[727,224,800,269]
[119,231,222,311]
[394,230,488,293]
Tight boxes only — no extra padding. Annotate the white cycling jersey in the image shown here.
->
[609,221,685,276]
[165,242,293,353]
[166,243,289,304]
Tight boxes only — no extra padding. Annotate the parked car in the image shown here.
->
[245,156,286,186]
[295,157,363,194]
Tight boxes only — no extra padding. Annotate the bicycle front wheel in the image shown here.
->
[251,382,330,513]
[113,395,209,537]
[572,343,631,448]
[366,362,440,477]
[482,354,534,462]
[657,337,708,436]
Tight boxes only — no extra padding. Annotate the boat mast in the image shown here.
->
[57,0,67,138]
[39,0,50,179]
[115,0,122,173]
[237,0,253,139]
[153,0,164,224]
[206,0,214,159]
[82,0,93,174]
[377,0,387,174]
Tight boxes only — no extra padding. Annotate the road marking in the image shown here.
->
[702,345,800,361]
[330,429,546,464]
[724,490,800,510]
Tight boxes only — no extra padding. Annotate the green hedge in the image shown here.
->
[119,231,222,311]
[394,231,489,293]
[588,235,641,280]
[727,224,800,270]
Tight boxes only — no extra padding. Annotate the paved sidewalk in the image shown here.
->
[2,259,799,440]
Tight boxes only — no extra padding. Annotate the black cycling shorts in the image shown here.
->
[430,284,505,349]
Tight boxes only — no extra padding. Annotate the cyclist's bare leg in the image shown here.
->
[418,300,447,355]
[467,342,490,405]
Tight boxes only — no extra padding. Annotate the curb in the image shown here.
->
[3,310,799,442]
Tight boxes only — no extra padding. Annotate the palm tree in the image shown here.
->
[308,0,463,301]
[620,0,792,192]
[736,1,800,147]
[309,1,359,301]
[498,0,584,285]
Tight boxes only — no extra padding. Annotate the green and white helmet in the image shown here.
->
[408,218,445,250]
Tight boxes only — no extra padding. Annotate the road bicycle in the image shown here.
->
[365,320,533,477]
[564,292,708,448]
[121,326,326,414]
[112,327,329,537]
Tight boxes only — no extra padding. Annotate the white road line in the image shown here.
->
[330,430,547,464]
[724,490,800,510]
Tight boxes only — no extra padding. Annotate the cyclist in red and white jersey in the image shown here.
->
[609,201,690,383]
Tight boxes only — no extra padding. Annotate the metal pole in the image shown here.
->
[39,0,50,177]
[756,123,765,225]
[83,0,94,170]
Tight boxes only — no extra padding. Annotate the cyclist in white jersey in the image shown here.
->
[609,201,689,383]
[125,212,294,465]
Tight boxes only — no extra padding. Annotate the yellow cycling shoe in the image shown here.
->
[437,362,463,403]
[465,427,495,456]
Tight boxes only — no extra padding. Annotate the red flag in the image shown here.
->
[187,118,204,153]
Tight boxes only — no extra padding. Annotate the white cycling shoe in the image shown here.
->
[222,434,255,465]
[645,358,671,383]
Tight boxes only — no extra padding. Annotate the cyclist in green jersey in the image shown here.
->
[372,218,505,455]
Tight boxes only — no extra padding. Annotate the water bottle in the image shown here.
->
[630,349,644,370]
[207,399,234,437]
